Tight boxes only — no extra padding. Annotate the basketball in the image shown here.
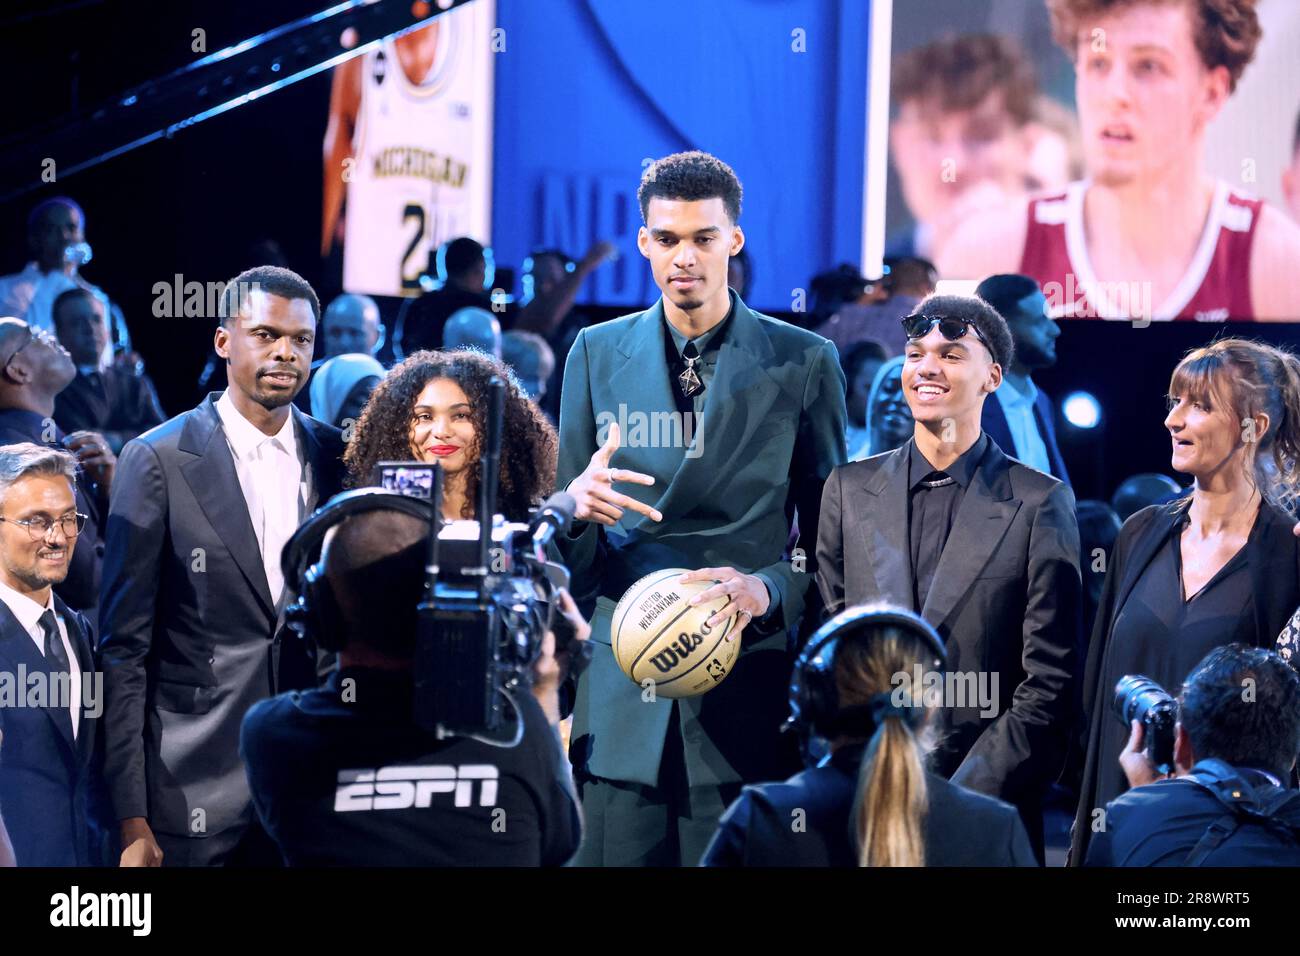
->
[611,568,740,698]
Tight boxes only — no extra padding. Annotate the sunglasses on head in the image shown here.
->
[901,314,993,354]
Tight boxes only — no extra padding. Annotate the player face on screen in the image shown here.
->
[638,197,743,315]
[901,327,1000,430]
[1070,3,1230,188]
[215,290,315,411]
[890,91,1027,226]
[408,376,478,479]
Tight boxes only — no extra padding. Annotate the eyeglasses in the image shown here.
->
[901,315,993,355]
[1,328,57,375]
[0,512,88,541]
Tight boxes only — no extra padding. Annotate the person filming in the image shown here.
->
[239,503,587,866]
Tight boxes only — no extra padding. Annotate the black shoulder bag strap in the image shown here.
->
[1183,759,1300,865]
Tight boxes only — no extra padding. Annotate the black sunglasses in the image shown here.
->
[901,315,993,355]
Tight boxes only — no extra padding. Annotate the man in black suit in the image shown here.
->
[816,293,1080,860]
[100,266,345,867]
[0,444,101,865]
[52,287,165,454]
[975,274,1070,486]
[0,318,111,617]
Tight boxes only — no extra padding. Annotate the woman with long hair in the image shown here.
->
[701,605,1036,867]
[344,349,557,522]
[1071,338,1300,864]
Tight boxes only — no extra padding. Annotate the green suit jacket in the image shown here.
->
[556,293,846,787]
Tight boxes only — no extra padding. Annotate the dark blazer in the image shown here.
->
[1068,498,1300,864]
[556,294,847,788]
[981,385,1071,488]
[98,394,344,852]
[815,435,1081,827]
[53,366,166,455]
[0,595,99,865]
[1085,764,1300,867]
[0,408,105,616]
[701,753,1038,867]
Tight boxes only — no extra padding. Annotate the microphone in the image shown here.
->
[530,492,576,558]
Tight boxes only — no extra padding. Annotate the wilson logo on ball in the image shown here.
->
[612,568,741,698]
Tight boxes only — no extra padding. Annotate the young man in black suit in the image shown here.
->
[815,293,1080,860]
[99,266,345,867]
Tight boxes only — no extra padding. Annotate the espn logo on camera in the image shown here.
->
[334,765,500,811]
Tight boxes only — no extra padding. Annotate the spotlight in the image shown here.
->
[1063,391,1101,429]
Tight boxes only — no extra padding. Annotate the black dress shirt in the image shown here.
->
[907,433,988,610]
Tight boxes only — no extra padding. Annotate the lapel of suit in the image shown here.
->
[601,303,692,532]
[1113,499,1188,618]
[981,393,1014,458]
[1245,503,1293,643]
[650,295,783,519]
[921,439,1022,630]
[292,406,320,517]
[54,596,97,768]
[178,395,276,622]
[0,600,76,757]
[853,441,913,607]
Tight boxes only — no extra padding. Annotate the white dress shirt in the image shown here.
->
[994,375,1052,475]
[0,578,81,739]
[215,390,306,606]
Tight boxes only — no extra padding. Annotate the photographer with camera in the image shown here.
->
[239,503,588,866]
[1086,644,1300,867]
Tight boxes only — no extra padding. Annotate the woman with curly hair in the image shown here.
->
[345,349,557,522]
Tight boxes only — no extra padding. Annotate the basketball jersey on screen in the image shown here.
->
[1019,180,1261,321]
[343,18,477,297]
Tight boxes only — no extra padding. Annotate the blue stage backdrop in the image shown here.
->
[492,0,872,313]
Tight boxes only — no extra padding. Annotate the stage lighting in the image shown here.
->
[1063,391,1101,429]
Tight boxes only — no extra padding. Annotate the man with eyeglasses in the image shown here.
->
[815,294,1081,862]
[0,317,109,616]
[0,444,102,865]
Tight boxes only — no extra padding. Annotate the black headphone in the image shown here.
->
[281,488,438,653]
[787,603,948,748]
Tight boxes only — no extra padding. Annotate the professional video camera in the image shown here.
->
[372,376,590,744]
[283,375,589,746]
[1112,674,1178,776]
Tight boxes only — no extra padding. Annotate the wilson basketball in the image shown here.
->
[611,568,740,698]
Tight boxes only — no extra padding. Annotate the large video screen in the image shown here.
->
[322,0,495,298]
[874,0,1300,322]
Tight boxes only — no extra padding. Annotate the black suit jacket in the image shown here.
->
[702,753,1037,867]
[1068,498,1300,864]
[53,366,166,455]
[0,408,105,616]
[981,385,1071,488]
[98,394,344,843]
[0,595,99,865]
[815,435,1081,823]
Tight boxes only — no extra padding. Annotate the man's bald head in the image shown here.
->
[0,319,30,358]
[322,508,431,655]
[323,293,382,357]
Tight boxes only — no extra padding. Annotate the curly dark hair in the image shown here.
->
[343,349,558,522]
[904,294,1016,371]
[638,151,743,224]
[1047,0,1261,92]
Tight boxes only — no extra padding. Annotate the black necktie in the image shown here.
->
[40,610,69,676]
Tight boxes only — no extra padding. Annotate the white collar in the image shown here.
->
[215,389,299,461]
[0,576,55,633]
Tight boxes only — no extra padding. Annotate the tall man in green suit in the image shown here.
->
[556,152,847,866]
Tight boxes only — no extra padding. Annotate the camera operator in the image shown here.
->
[1086,644,1300,867]
[239,506,587,866]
